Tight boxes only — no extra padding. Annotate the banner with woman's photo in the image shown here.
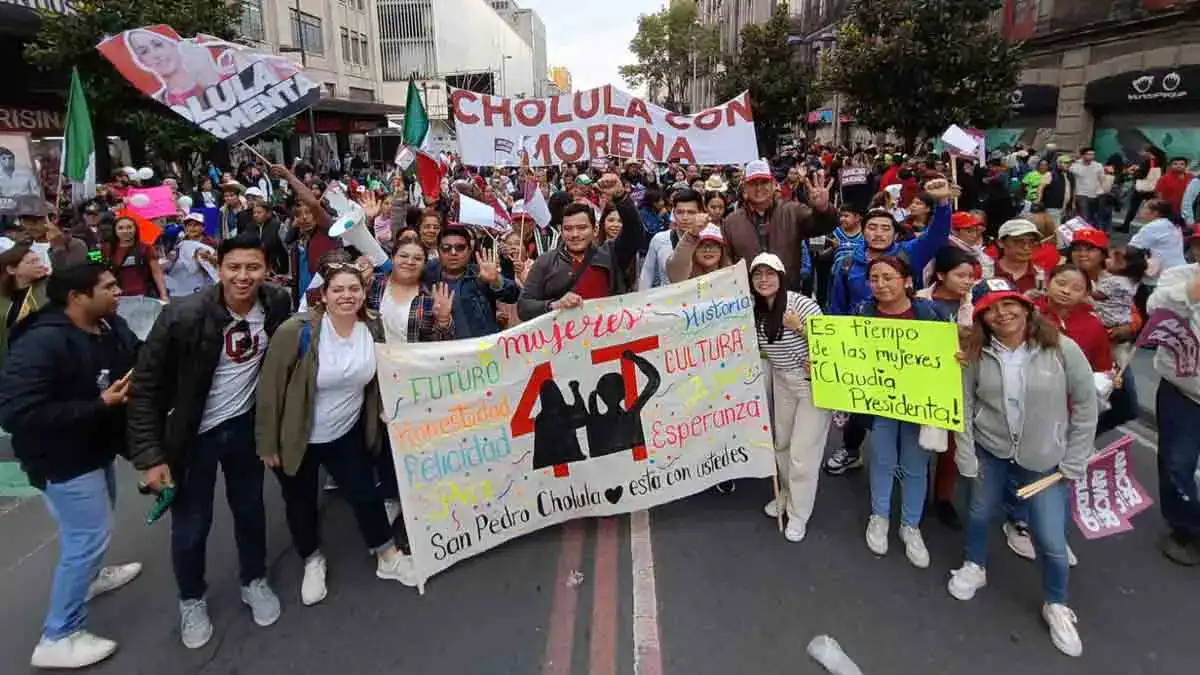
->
[376,263,775,588]
[97,24,321,143]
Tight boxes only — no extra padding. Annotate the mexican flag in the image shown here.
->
[60,68,96,205]
[397,79,444,199]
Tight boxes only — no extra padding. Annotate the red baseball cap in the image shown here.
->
[971,277,1034,319]
[951,212,982,230]
[1070,227,1109,251]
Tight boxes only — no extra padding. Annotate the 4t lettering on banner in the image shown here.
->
[1071,436,1154,540]
[376,263,775,590]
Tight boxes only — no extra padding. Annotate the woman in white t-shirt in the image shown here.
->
[255,258,451,605]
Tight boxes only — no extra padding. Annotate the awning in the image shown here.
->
[312,98,404,117]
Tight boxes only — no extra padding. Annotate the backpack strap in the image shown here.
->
[297,320,312,361]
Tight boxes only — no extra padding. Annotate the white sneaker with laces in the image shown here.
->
[784,521,806,543]
[1003,521,1036,561]
[865,515,889,556]
[179,599,214,649]
[384,499,402,525]
[86,562,142,601]
[377,552,418,588]
[30,630,117,669]
[1042,603,1083,657]
[947,562,988,601]
[240,578,281,627]
[899,525,930,568]
[301,553,328,606]
[763,499,779,519]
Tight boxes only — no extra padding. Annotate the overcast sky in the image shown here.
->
[516,0,666,92]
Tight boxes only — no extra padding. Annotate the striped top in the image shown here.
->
[757,291,823,372]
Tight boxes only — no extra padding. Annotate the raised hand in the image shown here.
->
[431,282,454,324]
[475,246,501,286]
[924,178,959,204]
[360,190,381,219]
[807,172,831,211]
[595,172,626,200]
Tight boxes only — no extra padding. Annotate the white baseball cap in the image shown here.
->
[998,218,1040,239]
[183,212,205,224]
[749,252,785,274]
[743,159,773,183]
[244,187,266,200]
[697,224,724,244]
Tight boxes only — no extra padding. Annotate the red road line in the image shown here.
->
[542,520,585,675]
[589,517,619,675]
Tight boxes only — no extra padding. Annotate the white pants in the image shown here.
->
[771,367,833,525]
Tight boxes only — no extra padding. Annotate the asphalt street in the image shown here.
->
[0,420,1191,675]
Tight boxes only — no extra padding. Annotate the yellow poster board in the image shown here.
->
[806,316,964,432]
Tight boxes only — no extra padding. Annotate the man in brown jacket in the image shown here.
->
[720,159,837,290]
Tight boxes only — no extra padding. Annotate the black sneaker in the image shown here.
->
[823,448,863,475]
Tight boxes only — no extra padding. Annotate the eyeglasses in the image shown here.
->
[440,243,469,253]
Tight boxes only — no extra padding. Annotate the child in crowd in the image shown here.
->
[1092,244,1146,366]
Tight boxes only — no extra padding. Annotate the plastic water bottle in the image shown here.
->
[807,635,863,675]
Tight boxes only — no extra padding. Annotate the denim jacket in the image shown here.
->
[425,260,519,339]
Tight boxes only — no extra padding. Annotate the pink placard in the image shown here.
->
[126,186,177,220]
[1070,436,1155,540]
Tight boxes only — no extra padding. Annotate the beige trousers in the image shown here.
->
[771,367,832,525]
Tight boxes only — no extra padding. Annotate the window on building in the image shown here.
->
[348,87,375,102]
[357,35,369,68]
[341,28,350,62]
[240,0,265,41]
[324,82,337,98]
[289,9,324,55]
[356,0,365,10]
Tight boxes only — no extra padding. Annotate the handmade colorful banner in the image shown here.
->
[377,263,775,587]
[97,25,320,143]
[1071,436,1154,540]
[449,85,759,167]
[806,316,964,432]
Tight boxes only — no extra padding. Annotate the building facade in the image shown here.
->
[492,1,549,97]
[689,0,780,112]
[1004,0,1200,162]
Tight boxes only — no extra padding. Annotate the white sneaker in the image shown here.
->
[1003,521,1036,561]
[865,515,889,556]
[301,553,328,606]
[763,499,779,519]
[947,562,988,601]
[784,521,806,542]
[376,552,418,588]
[1067,545,1078,567]
[1042,603,1083,657]
[240,578,281,627]
[384,499,402,525]
[179,599,213,649]
[86,562,142,601]
[899,525,930,568]
[31,630,117,669]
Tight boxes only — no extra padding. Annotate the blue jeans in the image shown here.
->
[170,411,266,600]
[1155,381,1200,539]
[966,448,1070,604]
[867,417,931,527]
[41,463,116,640]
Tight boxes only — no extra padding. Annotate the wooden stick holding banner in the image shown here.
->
[772,474,783,533]
[1016,436,1133,500]
[240,141,272,166]
[949,159,960,210]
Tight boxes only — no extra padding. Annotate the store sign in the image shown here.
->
[1086,66,1200,106]
[0,107,64,135]
[1009,85,1058,115]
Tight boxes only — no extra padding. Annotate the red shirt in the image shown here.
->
[877,305,916,320]
[1035,298,1113,372]
[1155,171,1191,214]
[993,261,1042,294]
[572,259,610,300]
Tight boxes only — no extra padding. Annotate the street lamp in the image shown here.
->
[794,34,841,148]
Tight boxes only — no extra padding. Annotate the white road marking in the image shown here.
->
[630,509,663,675]
[1118,421,1157,452]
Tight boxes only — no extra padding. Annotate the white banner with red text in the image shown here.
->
[376,263,774,588]
[448,85,760,167]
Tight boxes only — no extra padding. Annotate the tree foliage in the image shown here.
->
[714,2,812,157]
[619,1,721,112]
[26,0,243,170]
[821,0,1023,149]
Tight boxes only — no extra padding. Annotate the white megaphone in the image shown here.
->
[329,202,389,267]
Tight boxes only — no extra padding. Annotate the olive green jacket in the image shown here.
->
[0,280,48,370]
[255,310,385,476]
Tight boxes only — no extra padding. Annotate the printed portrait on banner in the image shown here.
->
[0,132,46,217]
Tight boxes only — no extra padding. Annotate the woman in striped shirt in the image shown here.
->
[752,253,831,543]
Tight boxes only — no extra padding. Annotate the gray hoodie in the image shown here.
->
[955,335,1097,481]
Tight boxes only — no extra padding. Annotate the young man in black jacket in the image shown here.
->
[0,262,142,669]
[126,234,292,649]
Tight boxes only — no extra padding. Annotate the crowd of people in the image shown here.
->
[0,141,1197,669]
